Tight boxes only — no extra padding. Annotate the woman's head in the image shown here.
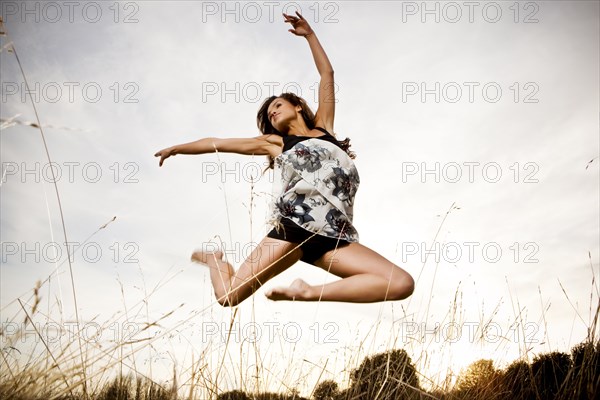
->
[257,92,355,170]
[257,92,315,136]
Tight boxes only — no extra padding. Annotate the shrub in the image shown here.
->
[454,359,501,399]
[344,349,420,399]
[531,351,572,400]
[312,380,339,400]
[217,390,250,400]
[558,341,600,400]
[96,375,174,400]
[499,360,535,400]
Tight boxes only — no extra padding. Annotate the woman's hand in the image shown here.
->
[283,11,313,37]
[154,146,176,167]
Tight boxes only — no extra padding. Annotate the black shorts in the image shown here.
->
[267,217,350,264]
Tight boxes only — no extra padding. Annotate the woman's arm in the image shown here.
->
[154,135,282,167]
[284,12,335,132]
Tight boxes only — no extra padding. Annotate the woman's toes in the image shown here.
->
[265,287,294,301]
[266,279,312,301]
[191,249,222,264]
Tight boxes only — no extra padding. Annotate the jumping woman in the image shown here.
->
[154,12,415,307]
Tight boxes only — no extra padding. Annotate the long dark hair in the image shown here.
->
[257,92,355,169]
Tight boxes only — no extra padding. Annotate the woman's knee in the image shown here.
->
[216,293,242,307]
[387,270,415,301]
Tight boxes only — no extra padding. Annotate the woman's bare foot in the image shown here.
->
[191,249,223,265]
[265,278,314,301]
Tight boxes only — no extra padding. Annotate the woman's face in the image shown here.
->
[267,97,301,133]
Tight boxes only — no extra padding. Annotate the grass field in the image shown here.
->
[1,263,598,400]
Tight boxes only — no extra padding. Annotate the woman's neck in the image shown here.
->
[285,119,316,137]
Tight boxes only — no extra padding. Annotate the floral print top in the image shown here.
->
[268,129,360,242]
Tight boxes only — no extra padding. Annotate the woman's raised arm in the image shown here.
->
[284,12,335,132]
[154,135,282,167]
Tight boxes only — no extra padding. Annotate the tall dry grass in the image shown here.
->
[1,198,597,399]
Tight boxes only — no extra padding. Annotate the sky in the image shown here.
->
[1,0,599,396]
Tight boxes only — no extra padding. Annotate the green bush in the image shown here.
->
[531,351,572,399]
[217,390,250,400]
[342,349,421,400]
[557,341,600,400]
[312,380,339,400]
[499,359,535,400]
[97,375,174,400]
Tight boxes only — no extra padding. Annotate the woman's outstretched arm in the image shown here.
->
[154,135,282,167]
[284,12,335,132]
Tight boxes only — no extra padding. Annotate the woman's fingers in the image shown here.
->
[282,12,310,36]
[155,149,172,167]
[159,154,172,167]
[284,11,304,19]
[282,12,303,22]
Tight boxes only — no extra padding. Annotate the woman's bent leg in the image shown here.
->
[267,242,414,303]
[192,237,302,306]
